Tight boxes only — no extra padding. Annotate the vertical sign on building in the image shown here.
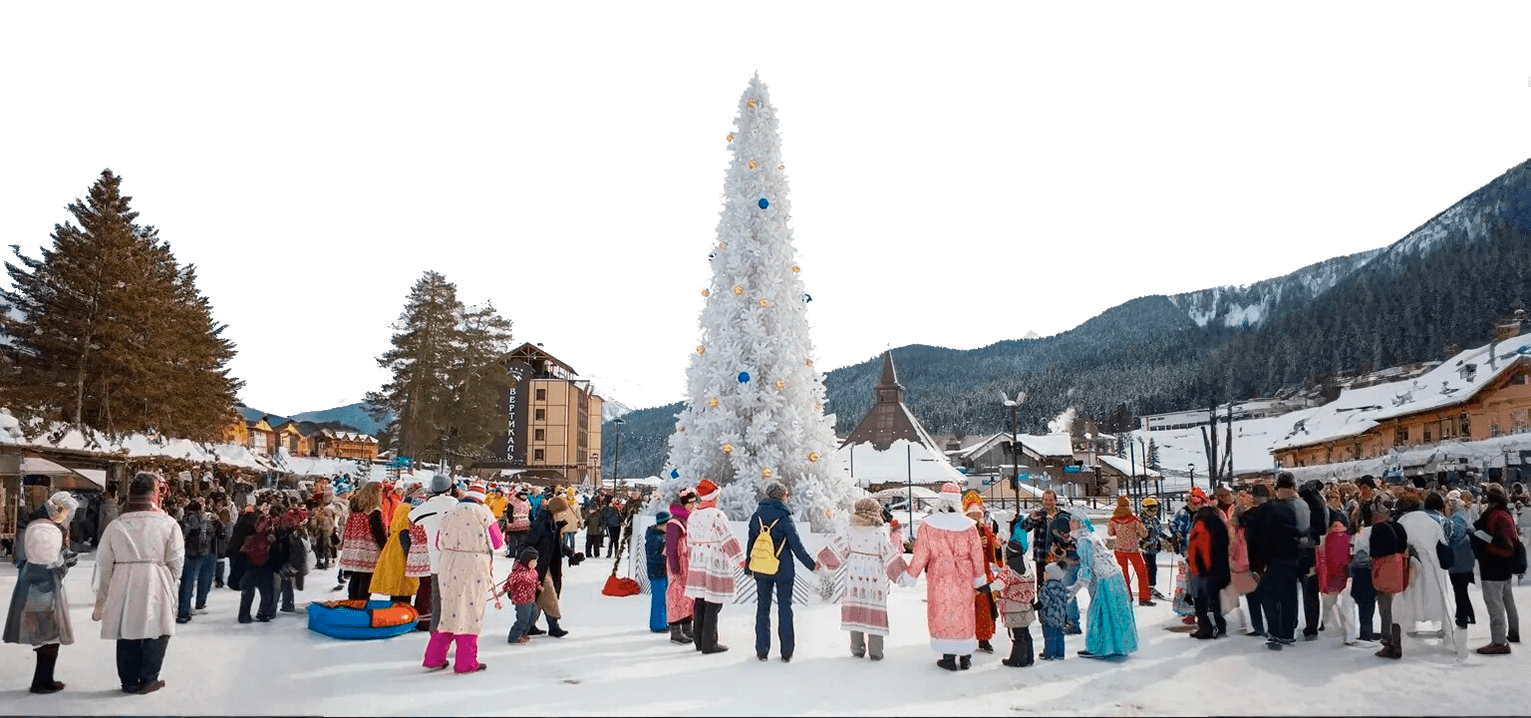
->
[500,360,532,467]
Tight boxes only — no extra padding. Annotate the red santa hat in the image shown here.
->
[464,482,487,503]
[696,479,721,502]
[1188,487,1209,506]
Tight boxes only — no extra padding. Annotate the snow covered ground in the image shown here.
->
[4,552,1531,716]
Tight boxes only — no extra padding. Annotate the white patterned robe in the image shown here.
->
[433,501,502,635]
[817,524,907,635]
[683,506,743,604]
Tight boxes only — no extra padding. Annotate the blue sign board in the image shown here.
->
[1063,465,1083,473]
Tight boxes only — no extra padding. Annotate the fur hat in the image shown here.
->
[1112,494,1132,518]
[696,479,720,502]
[938,482,963,505]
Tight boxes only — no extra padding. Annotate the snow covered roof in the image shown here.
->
[1015,433,1073,458]
[1098,454,1162,478]
[833,438,967,488]
[0,408,284,472]
[1271,332,1531,451]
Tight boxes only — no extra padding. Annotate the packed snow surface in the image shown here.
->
[5,551,1531,716]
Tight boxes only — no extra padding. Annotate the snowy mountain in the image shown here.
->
[1168,249,1383,329]
[289,401,387,435]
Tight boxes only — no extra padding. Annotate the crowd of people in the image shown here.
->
[6,466,1530,695]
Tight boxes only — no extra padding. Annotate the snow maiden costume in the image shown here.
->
[817,497,908,661]
[1069,515,1139,657]
[906,482,987,671]
[684,479,745,655]
[664,488,698,644]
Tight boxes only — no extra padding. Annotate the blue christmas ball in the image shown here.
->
[670,468,679,479]
[803,293,812,303]
[738,371,751,383]
[758,198,769,209]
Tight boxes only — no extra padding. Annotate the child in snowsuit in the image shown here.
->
[504,548,541,644]
[1039,554,1072,660]
[646,512,670,634]
[993,539,1038,667]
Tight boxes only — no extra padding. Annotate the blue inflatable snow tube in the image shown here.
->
[306,599,419,640]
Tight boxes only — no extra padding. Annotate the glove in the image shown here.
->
[92,606,103,622]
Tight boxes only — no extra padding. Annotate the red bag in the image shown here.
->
[1371,552,1411,594]
[602,575,641,597]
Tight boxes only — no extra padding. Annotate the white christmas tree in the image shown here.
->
[654,75,860,531]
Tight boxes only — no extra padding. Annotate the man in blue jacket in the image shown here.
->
[745,481,818,663]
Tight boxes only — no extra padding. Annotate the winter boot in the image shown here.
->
[936,654,959,671]
[1002,628,1033,667]
[681,617,695,642]
[977,640,994,653]
[30,644,63,694]
[1376,623,1402,660]
[547,617,568,638]
[958,654,972,670]
[669,622,692,645]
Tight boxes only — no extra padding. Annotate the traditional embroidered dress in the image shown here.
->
[906,511,986,655]
[664,502,693,623]
[994,565,1038,628]
[683,504,743,603]
[1073,527,1139,656]
[338,509,384,573]
[818,524,907,635]
[974,520,1000,642]
[370,502,423,597]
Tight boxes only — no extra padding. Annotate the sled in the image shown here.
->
[306,599,419,640]
[1078,651,1130,662]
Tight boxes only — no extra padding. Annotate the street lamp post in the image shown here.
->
[611,417,626,494]
[1188,463,1196,495]
[1002,391,1028,513]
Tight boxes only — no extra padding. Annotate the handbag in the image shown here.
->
[1512,539,1528,576]
[1435,539,1455,572]
[1231,570,1257,595]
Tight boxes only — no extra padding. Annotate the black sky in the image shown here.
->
[14,65,1531,419]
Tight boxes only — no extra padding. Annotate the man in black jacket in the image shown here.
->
[1250,472,1303,650]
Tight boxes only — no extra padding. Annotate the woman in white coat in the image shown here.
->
[1394,492,1467,661]
[4,492,80,693]
[93,473,185,695]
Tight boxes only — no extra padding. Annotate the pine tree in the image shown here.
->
[443,301,514,469]
[0,170,242,441]
[654,75,857,529]
[367,271,461,464]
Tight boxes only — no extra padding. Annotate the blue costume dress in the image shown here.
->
[1072,527,1139,656]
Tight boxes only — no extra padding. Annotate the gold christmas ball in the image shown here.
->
[815,402,821,411]
[696,345,706,355]
[778,164,785,170]
[758,299,772,308]
[722,442,733,454]
[727,133,734,142]
[762,468,772,479]
[748,98,757,108]
[806,359,813,367]
[748,160,757,170]
[775,378,786,390]
[719,241,727,250]
[702,288,710,297]
[791,265,800,273]
[808,452,820,463]
[708,397,719,408]
[732,286,744,296]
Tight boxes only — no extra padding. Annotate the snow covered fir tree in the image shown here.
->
[654,75,859,530]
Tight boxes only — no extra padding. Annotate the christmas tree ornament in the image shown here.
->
[702,288,710,297]
[733,286,744,296]
[671,469,680,478]
[808,452,820,463]
[792,265,800,273]
[727,133,734,142]
[722,442,734,454]
[738,372,750,383]
[708,397,719,408]
[719,241,727,250]
[815,402,821,411]
[748,160,757,169]
[806,359,813,367]
[758,198,769,209]
[775,378,786,390]
[697,345,706,355]
[748,97,757,108]
[758,299,771,308]
[762,468,772,479]
[778,164,785,170]
[803,294,812,302]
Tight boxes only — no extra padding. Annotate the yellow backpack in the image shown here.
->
[748,517,784,575]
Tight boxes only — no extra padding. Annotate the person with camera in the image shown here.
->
[4,491,80,693]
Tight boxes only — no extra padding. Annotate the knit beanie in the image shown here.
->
[517,547,539,565]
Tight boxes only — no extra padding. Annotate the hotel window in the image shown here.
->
[1423,424,1432,443]
[534,449,545,461]
[535,409,545,421]
[535,429,545,441]
[536,388,547,400]
[1491,419,1502,437]
[1395,427,1409,446]
[1440,416,1454,440]
[1460,412,1471,437]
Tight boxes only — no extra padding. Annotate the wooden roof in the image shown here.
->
[839,351,943,452]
